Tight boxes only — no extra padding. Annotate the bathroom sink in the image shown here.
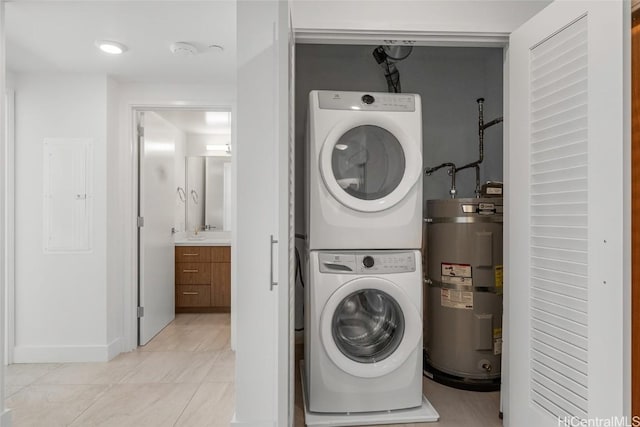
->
[187,236,206,241]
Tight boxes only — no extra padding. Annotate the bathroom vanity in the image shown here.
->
[174,232,231,312]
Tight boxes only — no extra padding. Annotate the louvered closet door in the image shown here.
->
[507,2,628,426]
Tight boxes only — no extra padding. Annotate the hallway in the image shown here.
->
[4,314,234,426]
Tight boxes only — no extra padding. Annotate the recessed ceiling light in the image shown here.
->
[208,44,224,53]
[95,40,127,55]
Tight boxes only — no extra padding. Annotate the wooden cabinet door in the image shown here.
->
[211,246,231,262]
[211,262,231,307]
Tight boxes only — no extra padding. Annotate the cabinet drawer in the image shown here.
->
[175,262,211,284]
[211,246,231,262]
[175,246,211,263]
[176,285,211,307]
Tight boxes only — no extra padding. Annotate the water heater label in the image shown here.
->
[441,263,472,286]
[495,265,504,288]
[441,289,473,310]
[493,328,503,355]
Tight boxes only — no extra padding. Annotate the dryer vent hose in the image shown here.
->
[372,45,413,93]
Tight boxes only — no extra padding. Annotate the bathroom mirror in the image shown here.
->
[186,154,232,232]
[148,109,232,234]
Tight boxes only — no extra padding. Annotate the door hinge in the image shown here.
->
[137,306,144,318]
[137,216,144,228]
[138,126,144,137]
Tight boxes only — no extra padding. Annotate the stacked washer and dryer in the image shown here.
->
[303,90,437,422]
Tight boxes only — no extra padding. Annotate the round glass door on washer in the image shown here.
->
[332,289,405,364]
[306,251,424,414]
[307,90,423,250]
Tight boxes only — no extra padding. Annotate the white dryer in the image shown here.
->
[306,90,423,250]
[305,250,423,414]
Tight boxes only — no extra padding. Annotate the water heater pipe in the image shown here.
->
[424,98,503,198]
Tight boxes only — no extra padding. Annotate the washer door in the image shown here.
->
[320,277,421,378]
[319,115,421,213]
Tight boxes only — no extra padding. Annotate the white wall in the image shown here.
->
[295,44,504,235]
[106,76,123,357]
[14,73,109,362]
[292,0,552,33]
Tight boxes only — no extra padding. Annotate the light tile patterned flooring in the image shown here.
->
[5,313,234,427]
[6,314,502,427]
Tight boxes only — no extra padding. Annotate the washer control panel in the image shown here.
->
[317,91,416,112]
[319,251,416,274]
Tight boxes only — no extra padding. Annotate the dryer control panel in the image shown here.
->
[317,91,416,112]
[318,251,416,274]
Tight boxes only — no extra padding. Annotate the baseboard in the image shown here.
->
[176,307,230,313]
[13,344,114,363]
[106,337,126,361]
[0,409,12,427]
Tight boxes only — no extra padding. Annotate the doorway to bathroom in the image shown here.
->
[135,107,233,345]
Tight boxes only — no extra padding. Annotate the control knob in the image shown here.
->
[361,94,375,104]
[362,256,375,268]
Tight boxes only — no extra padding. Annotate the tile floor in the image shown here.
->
[6,314,502,427]
[5,313,234,427]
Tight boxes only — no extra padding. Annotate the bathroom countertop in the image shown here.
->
[174,231,232,246]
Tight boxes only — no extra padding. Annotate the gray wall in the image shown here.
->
[294,44,504,235]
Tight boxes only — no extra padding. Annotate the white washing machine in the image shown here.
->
[306,90,423,250]
[305,250,423,413]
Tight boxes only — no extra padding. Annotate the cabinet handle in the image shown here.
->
[182,292,199,295]
[182,253,199,256]
[270,234,278,291]
[183,269,199,273]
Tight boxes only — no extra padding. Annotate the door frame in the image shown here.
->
[126,103,235,350]
[4,89,14,366]
[632,4,640,418]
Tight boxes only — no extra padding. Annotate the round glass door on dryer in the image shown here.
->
[307,90,423,250]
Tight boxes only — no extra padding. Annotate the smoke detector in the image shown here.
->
[170,42,199,56]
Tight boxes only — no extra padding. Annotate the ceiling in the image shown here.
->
[5,1,236,85]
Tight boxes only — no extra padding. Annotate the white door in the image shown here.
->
[138,111,176,345]
[507,2,628,425]
[234,1,291,426]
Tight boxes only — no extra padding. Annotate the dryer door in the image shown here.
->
[319,115,421,213]
[320,276,421,378]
